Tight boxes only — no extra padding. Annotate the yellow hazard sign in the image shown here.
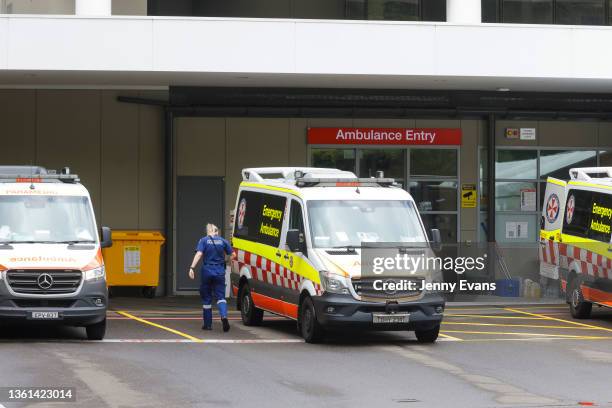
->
[461,184,477,208]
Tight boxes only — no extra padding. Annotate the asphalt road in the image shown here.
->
[1,299,611,408]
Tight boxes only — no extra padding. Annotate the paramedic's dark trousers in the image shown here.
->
[199,265,228,328]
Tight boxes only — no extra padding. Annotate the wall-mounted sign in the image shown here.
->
[505,128,519,139]
[307,128,462,145]
[520,128,536,140]
[520,188,536,211]
[461,184,477,208]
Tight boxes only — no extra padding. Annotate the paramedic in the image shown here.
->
[188,223,235,332]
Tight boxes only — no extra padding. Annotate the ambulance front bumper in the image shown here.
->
[312,293,445,331]
[0,278,107,326]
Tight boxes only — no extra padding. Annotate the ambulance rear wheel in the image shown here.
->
[240,285,263,326]
[569,278,592,319]
[300,297,324,344]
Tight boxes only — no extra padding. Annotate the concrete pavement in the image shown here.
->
[0,298,611,408]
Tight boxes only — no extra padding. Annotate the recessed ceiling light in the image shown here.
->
[496,87,510,92]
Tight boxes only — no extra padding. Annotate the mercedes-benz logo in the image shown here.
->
[383,279,397,295]
[37,273,54,290]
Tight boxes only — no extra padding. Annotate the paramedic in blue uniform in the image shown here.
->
[188,224,235,332]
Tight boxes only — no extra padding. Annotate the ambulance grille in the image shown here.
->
[352,277,423,300]
[6,270,82,295]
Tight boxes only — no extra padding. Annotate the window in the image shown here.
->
[359,149,406,186]
[540,150,597,180]
[148,0,446,21]
[562,189,612,243]
[312,149,356,173]
[484,0,610,25]
[410,149,457,177]
[496,150,537,180]
[556,0,605,25]
[234,190,286,247]
[502,0,553,23]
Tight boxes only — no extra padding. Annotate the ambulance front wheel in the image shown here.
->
[240,284,264,326]
[415,324,440,343]
[300,296,325,344]
[569,277,592,319]
[85,318,106,341]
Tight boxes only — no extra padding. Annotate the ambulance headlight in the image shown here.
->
[319,271,349,295]
[84,266,105,282]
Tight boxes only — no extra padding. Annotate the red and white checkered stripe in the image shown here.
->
[557,242,611,280]
[234,249,323,295]
[539,239,557,265]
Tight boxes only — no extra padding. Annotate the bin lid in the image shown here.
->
[111,231,166,242]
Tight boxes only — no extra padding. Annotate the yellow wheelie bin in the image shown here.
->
[102,231,165,298]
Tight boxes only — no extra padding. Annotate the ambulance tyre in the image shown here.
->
[300,296,324,344]
[240,284,264,326]
[86,318,106,340]
[415,324,440,343]
[569,277,592,319]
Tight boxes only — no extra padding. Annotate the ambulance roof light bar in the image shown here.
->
[242,167,355,183]
[0,166,79,184]
[569,167,612,181]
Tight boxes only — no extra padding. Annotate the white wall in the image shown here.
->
[3,16,612,84]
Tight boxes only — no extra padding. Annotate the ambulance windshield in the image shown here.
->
[0,195,96,244]
[307,200,427,248]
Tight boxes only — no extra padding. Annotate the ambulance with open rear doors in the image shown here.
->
[540,167,612,318]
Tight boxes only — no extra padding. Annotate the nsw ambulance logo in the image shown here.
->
[237,198,247,230]
[545,193,560,223]
[566,195,576,224]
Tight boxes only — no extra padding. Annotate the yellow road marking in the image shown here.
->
[458,336,612,342]
[442,322,600,330]
[438,333,463,341]
[446,305,567,311]
[505,308,612,333]
[116,311,204,342]
[446,314,545,320]
[441,330,611,339]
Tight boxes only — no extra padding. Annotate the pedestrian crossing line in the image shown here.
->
[115,311,204,342]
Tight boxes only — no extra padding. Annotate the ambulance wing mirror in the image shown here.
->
[286,229,304,253]
[430,228,442,251]
[100,227,112,248]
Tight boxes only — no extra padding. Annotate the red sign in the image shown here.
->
[307,128,462,146]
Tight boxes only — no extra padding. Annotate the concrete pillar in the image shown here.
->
[75,0,111,16]
[446,0,481,24]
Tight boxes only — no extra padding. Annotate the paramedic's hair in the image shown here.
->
[206,223,219,236]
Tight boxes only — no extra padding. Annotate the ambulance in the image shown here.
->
[230,167,445,343]
[0,166,111,340]
[540,167,612,318]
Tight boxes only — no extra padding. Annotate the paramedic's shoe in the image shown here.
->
[202,325,212,331]
[222,318,230,332]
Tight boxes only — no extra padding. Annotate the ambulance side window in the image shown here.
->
[289,199,306,255]
[562,189,592,239]
[234,190,286,247]
[587,192,612,244]
[562,189,612,244]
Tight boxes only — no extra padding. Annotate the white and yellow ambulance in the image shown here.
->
[540,167,612,318]
[230,167,445,343]
[0,166,112,339]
